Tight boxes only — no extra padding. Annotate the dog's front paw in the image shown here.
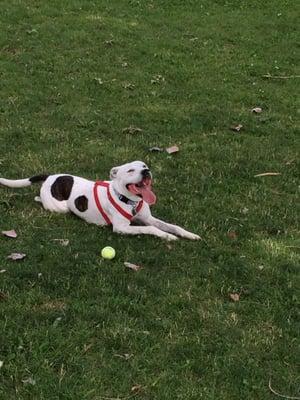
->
[185,232,202,240]
[165,233,178,241]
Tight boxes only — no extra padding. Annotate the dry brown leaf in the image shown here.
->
[124,262,142,271]
[166,145,179,154]
[251,107,262,113]
[39,300,66,311]
[122,126,143,134]
[151,74,165,84]
[227,231,237,240]
[229,293,240,302]
[230,124,243,132]
[52,239,69,246]
[2,230,17,238]
[7,253,26,261]
[0,291,8,301]
[131,384,143,394]
[254,172,281,177]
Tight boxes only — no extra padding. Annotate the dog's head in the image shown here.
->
[110,161,156,204]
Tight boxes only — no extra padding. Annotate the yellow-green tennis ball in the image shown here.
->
[101,246,116,260]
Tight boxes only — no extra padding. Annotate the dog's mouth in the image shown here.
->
[127,177,156,205]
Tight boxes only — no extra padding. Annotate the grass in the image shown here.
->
[0,0,299,399]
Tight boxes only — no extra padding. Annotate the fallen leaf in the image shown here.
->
[254,172,281,177]
[39,301,66,311]
[251,107,262,113]
[230,124,243,132]
[122,126,143,134]
[151,74,165,84]
[2,230,17,238]
[227,231,237,240]
[124,262,142,271]
[0,291,8,301]
[229,293,240,302]
[166,145,179,154]
[0,361,3,368]
[0,269,7,274]
[7,253,26,261]
[52,239,69,246]
[149,146,164,152]
[131,384,143,394]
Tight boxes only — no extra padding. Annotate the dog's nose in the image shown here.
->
[141,169,151,178]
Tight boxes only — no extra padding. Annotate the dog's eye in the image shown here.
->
[127,169,135,173]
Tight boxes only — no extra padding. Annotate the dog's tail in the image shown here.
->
[0,174,49,188]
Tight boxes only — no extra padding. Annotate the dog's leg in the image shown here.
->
[143,216,201,240]
[113,223,178,241]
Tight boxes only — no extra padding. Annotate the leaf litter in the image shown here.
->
[251,107,262,113]
[229,293,240,302]
[52,239,69,246]
[2,230,17,238]
[230,124,243,132]
[124,262,143,271]
[166,145,179,154]
[122,126,143,134]
[7,253,26,261]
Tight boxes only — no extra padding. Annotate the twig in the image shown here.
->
[269,379,300,400]
[263,74,300,79]
[254,172,281,177]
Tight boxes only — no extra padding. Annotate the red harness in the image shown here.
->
[93,181,143,225]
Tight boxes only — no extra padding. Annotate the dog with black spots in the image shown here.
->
[0,161,201,241]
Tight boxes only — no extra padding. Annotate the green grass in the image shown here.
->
[0,0,299,399]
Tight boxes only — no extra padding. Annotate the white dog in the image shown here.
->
[0,161,200,241]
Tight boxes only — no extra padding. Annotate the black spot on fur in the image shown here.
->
[74,195,88,212]
[29,174,49,183]
[51,176,74,201]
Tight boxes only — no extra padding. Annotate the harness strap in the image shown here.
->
[94,181,143,224]
[93,181,111,225]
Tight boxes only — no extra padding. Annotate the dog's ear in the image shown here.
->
[109,167,119,180]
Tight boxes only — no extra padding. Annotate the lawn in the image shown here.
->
[0,1,299,399]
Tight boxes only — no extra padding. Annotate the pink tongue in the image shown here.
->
[128,184,156,205]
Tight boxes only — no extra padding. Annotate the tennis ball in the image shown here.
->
[101,246,116,260]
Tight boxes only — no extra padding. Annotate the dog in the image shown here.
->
[0,161,200,241]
